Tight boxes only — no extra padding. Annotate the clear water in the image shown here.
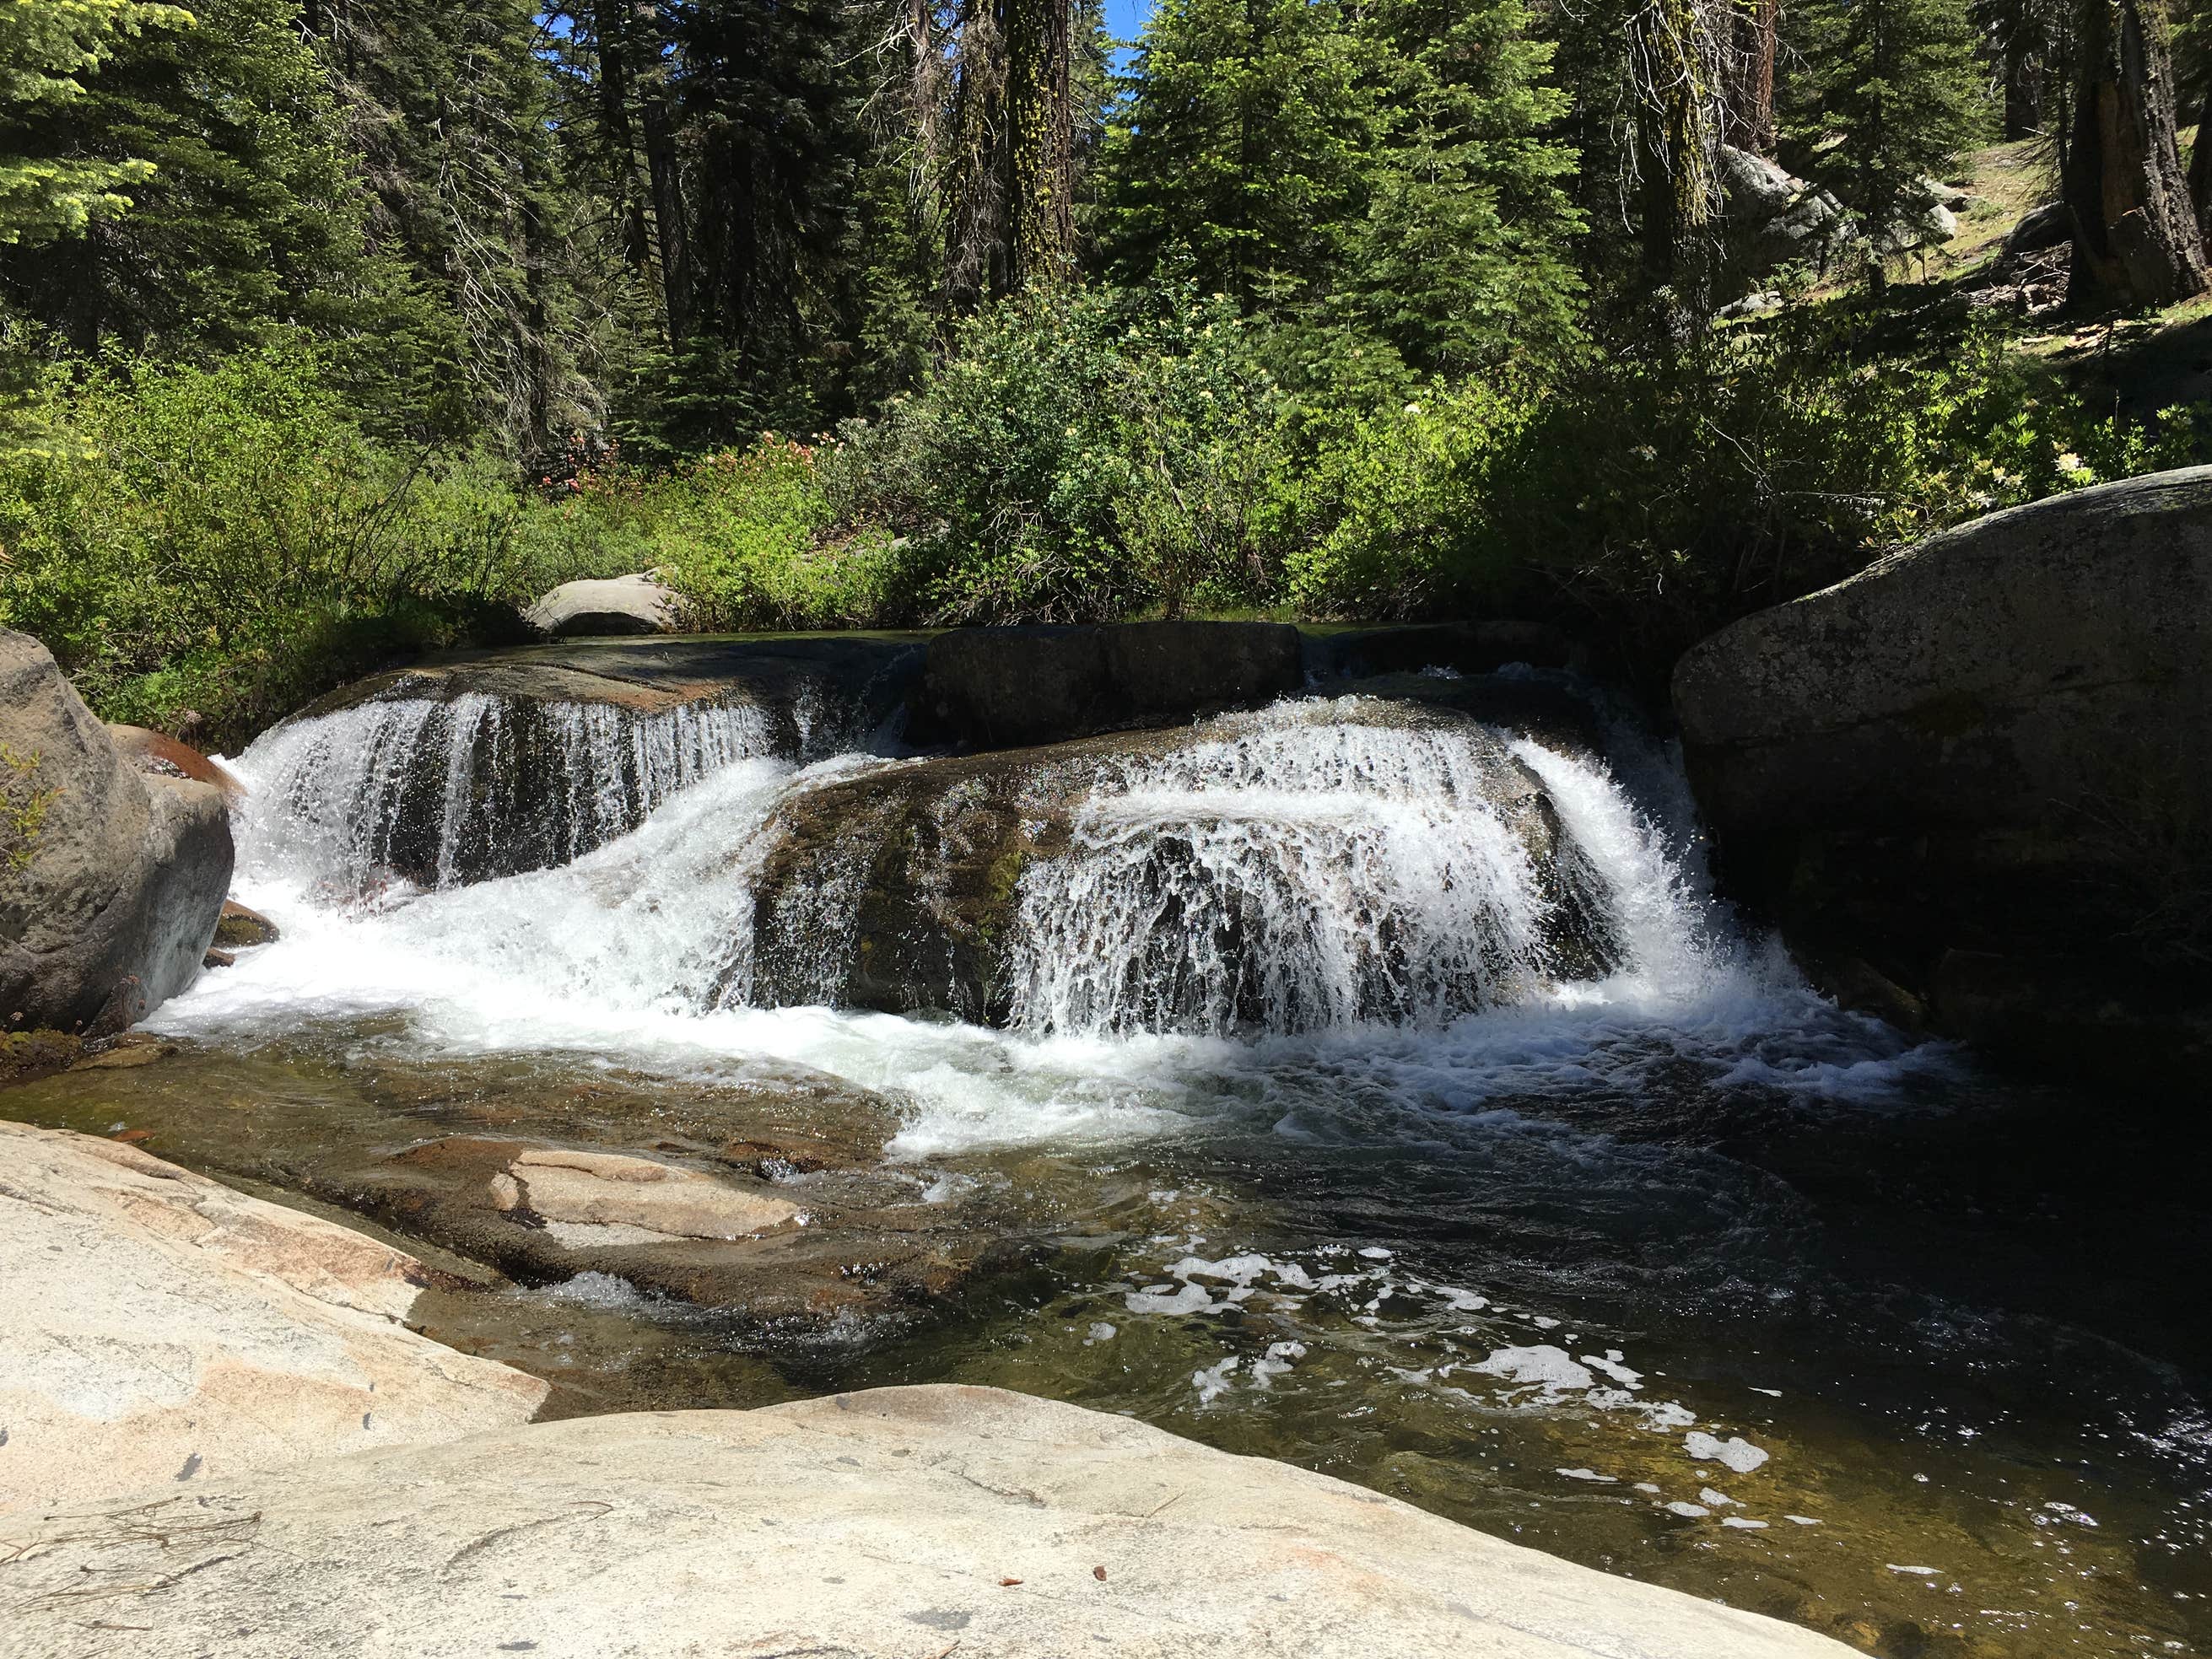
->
[13,688,2203,1658]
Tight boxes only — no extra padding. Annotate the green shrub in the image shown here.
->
[821,283,1289,623]
[0,347,595,746]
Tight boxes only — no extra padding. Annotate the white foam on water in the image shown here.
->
[160,693,1955,1166]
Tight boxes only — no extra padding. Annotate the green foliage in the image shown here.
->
[1098,0,1583,379]
[1278,307,2210,660]
[821,283,1286,623]
[0,741,61,872]
[0,348,599,746]
[0,0,193,246]
[1782,0,1990,267]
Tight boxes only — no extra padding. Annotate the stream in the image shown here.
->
[7,655,2207,1658]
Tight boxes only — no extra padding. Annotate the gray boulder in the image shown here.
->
[1718,144,1852,273]
[525,571,682,638]
[0,1382,1858,1659]
[915,620,1303,749]
[0,630,233,1035]
[1673,468,2212,1065]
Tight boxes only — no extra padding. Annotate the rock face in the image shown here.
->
[525,571,682,637]
[0,630,234,1035]
[1673,467,2212,1071]
[0,1383,1855,1659]
[914,620,1303,749]
[0,1121,547,1516]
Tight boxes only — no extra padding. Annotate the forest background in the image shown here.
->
[3,0,2210,744]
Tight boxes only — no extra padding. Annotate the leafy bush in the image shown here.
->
[0,347,602,746]
[1278,305,2210,663]
[821,283,1289,623]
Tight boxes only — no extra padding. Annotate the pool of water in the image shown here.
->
[8,687,2207,1656]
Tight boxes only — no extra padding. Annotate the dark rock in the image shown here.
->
[0,630,234,1035]
[0,1030,81,1089]
[202,947,237,969]
[2004,201,2074,257]
[214,900,279,948]
[524,573,682,638]
[1673,467,2212,1067]
[914,622,1303,750]
[1304,621,1583,681]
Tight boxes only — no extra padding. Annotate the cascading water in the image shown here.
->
[1007,703,1632,1037]
[233,692,774,894]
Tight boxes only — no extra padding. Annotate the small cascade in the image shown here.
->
[232,693,773,894]
[1006,702,1636,1037]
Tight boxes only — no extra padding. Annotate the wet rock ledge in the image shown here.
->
[0,1121,1855,1659]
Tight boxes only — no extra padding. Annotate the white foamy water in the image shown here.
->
[171,694,1949,1156]
[234,693,774,893]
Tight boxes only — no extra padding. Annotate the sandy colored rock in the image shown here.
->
[506,1145,803,1238]
[0,1383,1855,1659]
[525,571,682,637]
[0,629,234,1034]
[0,1121,547,1516]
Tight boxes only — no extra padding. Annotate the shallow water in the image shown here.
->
[10,689,2208,1656]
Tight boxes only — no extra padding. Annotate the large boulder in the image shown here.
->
[1718,144,1852,275]
[0,630,233,1035]
[525,570,682,637]
[1673,467,2212,1069]
[749,698,1621,1030]
[0,1382,1856,1659]
[0,1121,547,1516]
[914,620,1303,749]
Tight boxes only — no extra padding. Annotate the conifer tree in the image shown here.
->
[0,0,192,246]
[1783,0,1985,280]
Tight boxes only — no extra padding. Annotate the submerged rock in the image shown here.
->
[1674,466,2212,1069]
[0,1382,1859,1658]
[749,698,1623,1031]
[0,1121,547,1516]
[914,619,1303,748]
[525,570,682,637]
[0,629,233,1034]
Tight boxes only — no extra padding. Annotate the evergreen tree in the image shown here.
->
[1097,0,1371,310]
[1783,0,1986,277]
[0,0,408,360]
[0,0,192,246]
[307,0,602,453]
[1343,0,1583,373]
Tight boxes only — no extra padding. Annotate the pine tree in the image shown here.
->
[1783,0,1986,279]
[0,0,406,359]
[1097,0,1373,309]
[0,0,193,246]
[2062,0,2205,305]
[1343,0,1584,373]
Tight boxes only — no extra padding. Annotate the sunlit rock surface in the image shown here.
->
[0,1121,547,1516]
[0,629,233,1035]
[0,1384,1855,1659]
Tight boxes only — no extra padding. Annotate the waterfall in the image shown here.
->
[231,693,774,895]
[1006,702,1645,1037]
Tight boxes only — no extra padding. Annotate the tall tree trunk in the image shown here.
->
[2192,90,2212,249]
[2002,29,2041,138]
[1004,0,1076,288]
[638,81,696,343]
[1633,0,1720,300]
[2062,0,2207,306]
[1724,0,1778,154]
[591,0,655,283]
